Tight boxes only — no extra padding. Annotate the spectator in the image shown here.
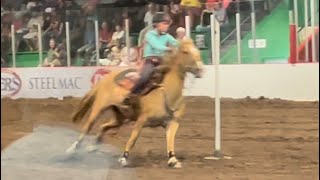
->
[22,9,43,51]
[120,10,133,32]
[119,38,138,66]
[196,8,212,31]
[43,15,64,48]
[144,3,156,27]
[26,1,37,11]
[42,10,52,31]
[77,19,96,65]
[13,11,29,51]
[99,21,112,46]
[1,24,11,67]
[40,38,62,67]
[56,43,67,66]
[176,27,186,40]
[82,0,99,14]
[196,0,228,31]
[206,0,228,26]
[100,44,122,66]
[180,0,202,29]
[168,2,184,36]
[54,0,66,21]
[109,24,124,47]
[23,23,39,51]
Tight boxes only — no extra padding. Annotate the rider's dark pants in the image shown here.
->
[131,58,160,94]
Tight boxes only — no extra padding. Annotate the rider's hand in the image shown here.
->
[166,47,174,52]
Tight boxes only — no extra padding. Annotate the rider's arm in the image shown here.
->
[167,34,179,47]
[145,32,170,51]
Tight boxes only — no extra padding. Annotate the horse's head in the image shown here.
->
[176,38,204,78]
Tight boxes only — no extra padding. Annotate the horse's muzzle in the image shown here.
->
[195,68,203,78]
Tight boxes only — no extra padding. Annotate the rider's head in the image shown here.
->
[153,12,172,33]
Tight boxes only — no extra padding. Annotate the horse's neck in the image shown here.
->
[162,62,186,102]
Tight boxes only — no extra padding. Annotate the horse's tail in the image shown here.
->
[72,86,97,123]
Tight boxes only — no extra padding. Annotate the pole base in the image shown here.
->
[204,151,232,160]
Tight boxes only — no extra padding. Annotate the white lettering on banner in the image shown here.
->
[1,69,22,97]
[28,77,82,90]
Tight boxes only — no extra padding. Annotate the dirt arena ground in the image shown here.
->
[1,97,319,180]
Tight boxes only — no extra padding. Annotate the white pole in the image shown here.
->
[251,11,257,61]
[204,14,231,160]
[94,20,100,66]
[37,23,42,66]
[65,22,71,67]
[214,17,221,153]
[11,25,16,68]
[249,0,259,63]
[251,13,256,47]
[304,0,309,62]
[210,15,216,65]
[125,19,130,64]
[185,16,191,38]
[310,0,316,62]
[236,13,241,64]
[289,10,294,25]
[293,0,299,62]
[209,14,222,155]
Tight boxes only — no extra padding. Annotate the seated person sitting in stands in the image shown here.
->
[119,38,139,67]
[108,24,125,48]
[99,43,122,66]
[23,10,43,51]
[40,38,62,67]
[23,23,39,51]
[176,27,187,40]
[196,0,228,31]
[77,19,96,65]
[99,21,112,51]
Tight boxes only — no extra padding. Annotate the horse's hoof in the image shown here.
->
[118,157,129,167]
[65,141,79,154]
[168,157,182,168]
[86,145,99,152]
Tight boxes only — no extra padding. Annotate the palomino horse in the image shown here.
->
[66,38,203,168]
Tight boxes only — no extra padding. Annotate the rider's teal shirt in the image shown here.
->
[143,30,179,58]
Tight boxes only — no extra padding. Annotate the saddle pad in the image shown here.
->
[114,69,139,90]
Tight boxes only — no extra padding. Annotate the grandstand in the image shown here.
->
[1,0,319,67]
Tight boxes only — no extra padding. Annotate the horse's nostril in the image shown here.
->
[195,69,203,78]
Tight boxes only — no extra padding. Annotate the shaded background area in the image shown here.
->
[1,125,137,180]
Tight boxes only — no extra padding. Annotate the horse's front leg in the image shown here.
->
[166,120,181,168]
[66,102,103,153]
[118,115,147,167]
[166,103,185,168]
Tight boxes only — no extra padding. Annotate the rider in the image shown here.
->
[124,12,179,104]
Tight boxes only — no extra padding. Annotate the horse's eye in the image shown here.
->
[182,51,188,54]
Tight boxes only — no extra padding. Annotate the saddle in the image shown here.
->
[114,65,170,96]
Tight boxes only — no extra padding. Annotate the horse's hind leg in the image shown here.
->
[118,115,147,166]
[66,101,106,153]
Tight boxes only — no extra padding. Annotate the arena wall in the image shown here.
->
[184,63,319,101]
[1,63,318,101]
